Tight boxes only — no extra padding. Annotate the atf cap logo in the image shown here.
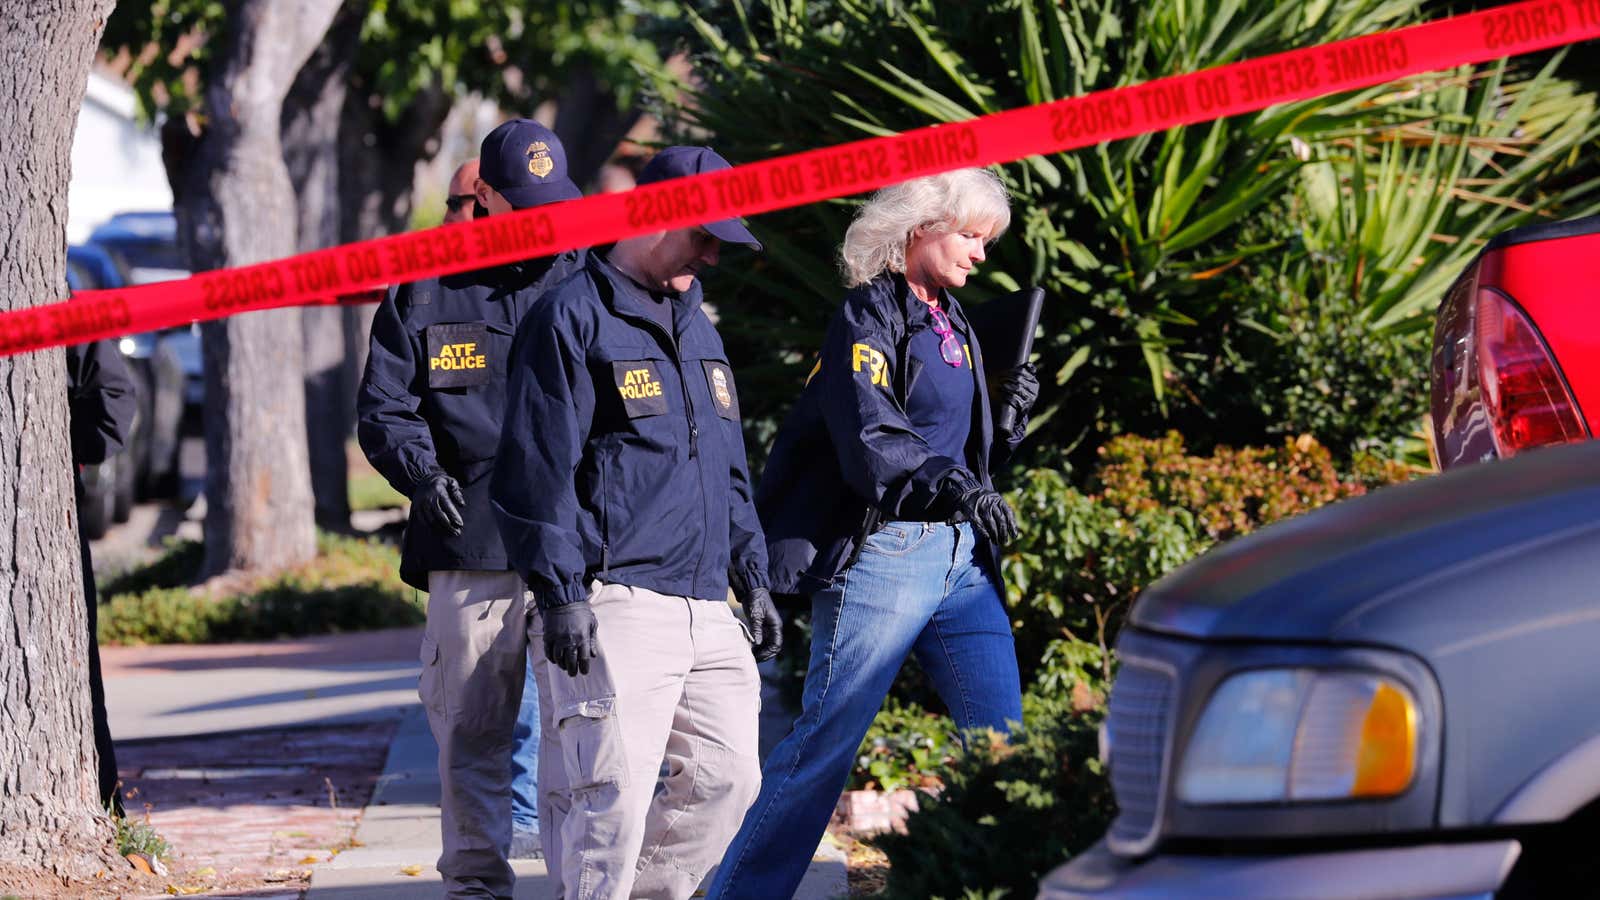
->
[527,141,554,179]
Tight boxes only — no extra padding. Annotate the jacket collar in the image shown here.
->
[887,271,974,336]
[590,251,703,334]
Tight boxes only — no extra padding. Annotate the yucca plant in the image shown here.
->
[652,0,1600,466]
[1209,55,1600,456]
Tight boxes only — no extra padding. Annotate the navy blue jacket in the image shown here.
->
[357,251,585,590]
[66,340,138,468]
[758,272,1027,596]
[492,253,769,610]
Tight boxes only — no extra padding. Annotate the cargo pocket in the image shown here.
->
[417,635,445,721]
[555,695,630,793]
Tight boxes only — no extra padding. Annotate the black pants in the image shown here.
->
[79,527,122,816]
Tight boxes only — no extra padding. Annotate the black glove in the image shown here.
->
[997,362,1040,431]
[942,472,1019,546]
[542,600,601,677]
[412,471,465,537]
[742,587,783,662]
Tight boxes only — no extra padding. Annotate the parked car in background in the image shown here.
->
[1430,215,1599,469]
[1039,438,1600,899]
[65,244,140,537]
[64,211,197,537]
[86,211,202,435]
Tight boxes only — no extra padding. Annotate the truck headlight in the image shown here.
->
[1176,668,1417,805]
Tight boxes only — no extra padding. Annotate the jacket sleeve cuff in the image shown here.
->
[399,457,443,497]
[730,564,771,597]
[533,580,590,611]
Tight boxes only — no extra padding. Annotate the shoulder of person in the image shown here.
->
[524,265,606,338]
[835,273,903,334]
[390,277,446,317]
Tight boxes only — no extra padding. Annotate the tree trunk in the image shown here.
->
[335,84,454,456]
[0,0,123,888]
[284,2,367,532]
[341,83,454,242]
[178,0,342,577]
[552,62,643,191]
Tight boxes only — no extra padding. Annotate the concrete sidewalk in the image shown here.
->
[306,665,849,899]
[103,627,426,740]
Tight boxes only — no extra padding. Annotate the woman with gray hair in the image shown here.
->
[705,168,1039,899]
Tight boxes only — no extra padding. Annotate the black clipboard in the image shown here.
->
[966,286,1045,433]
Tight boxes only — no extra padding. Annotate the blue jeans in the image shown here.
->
[706,521,1022,899]
[510,655,540,831]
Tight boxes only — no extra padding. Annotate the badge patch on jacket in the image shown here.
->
[426,323,491,388]
[702,361,740,420]
[612,360,669,417]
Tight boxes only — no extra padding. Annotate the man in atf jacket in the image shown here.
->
[356,119,583,899]
[756,274,1034,600]
[491,146,782,900]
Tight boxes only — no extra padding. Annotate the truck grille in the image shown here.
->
[1106,658,1175,854]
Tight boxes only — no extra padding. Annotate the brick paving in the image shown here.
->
[114,704,401,895]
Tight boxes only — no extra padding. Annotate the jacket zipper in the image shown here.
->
[640,318,699,459]
[640,314,711,588]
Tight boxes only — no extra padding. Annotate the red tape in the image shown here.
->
[4,0,1598,358]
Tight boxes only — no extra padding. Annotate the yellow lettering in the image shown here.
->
[438,345,455,359]
[461,342,476,356]
[852,343,873,373]
[850,343,889,388]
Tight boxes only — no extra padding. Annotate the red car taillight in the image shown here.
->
[1431,273,1588,468]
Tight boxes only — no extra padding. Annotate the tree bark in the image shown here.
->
[0,0,123,888]
[284,2,368,531]
[341,83,454,242]
[552,62,643,191]
[178,0,341,577]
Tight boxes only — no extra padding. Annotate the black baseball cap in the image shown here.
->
[479,119,581,209]
[637,146,763,251]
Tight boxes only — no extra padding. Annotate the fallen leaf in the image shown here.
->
[192,867,216,877]
[127,853,155,876]
[299,855,321,865]
[399,864,424,876]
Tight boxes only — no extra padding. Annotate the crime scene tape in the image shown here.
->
[4,0,1598,358]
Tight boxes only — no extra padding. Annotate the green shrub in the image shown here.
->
[1003,432,1416,695]
[660,0,1600,470]
[871,694,1113,900]
[98,537,204,598]
[850,696,958,793]
[98,533,423,645]
[113,812,171,861]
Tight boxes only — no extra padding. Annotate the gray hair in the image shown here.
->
[839,168,1012,287]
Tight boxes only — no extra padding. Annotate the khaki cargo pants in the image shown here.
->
[529,581,762,900]
[420,570,533,899]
